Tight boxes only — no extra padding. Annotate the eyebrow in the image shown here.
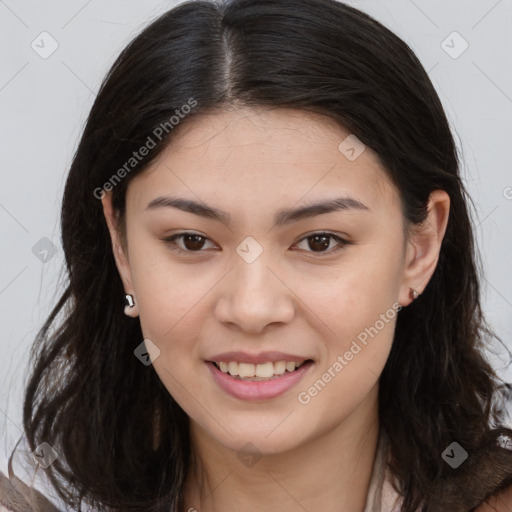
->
[145,195,369,227]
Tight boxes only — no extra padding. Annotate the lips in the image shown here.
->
[206,352,314,401]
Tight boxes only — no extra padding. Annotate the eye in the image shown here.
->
[162,232,217,253]
[292,232,348,255]
[162,231,349,256]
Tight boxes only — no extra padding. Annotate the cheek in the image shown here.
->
[295,310,397,437]
[127,241,218,397]
[299,250,401,342]
[297,245,401,396]
[128,236,209,337]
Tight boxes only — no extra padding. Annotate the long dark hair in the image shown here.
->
[13,0,512,510]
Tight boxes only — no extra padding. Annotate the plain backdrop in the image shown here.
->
[1,0,511,474]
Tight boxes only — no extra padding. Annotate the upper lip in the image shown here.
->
[207,351,312,365]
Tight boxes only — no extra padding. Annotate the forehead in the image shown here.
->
[128,107,400,216]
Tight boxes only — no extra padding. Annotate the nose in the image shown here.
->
[213,253,296,334]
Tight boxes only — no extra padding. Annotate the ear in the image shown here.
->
[399,190,450,307]
[101,191,139,317]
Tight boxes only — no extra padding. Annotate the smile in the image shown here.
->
[207,359,314,401]
[213,360,306,380]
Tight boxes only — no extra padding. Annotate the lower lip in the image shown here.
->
[207,361,314,401]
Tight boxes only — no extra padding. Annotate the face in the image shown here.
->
[105,107,420,456]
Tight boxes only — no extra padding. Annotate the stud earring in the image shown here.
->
[124,294,139,317]
[409,288,419,301]
[125,294,135,308]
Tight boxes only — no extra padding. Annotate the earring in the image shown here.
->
[409,288,419,301]
[125,294,135,308]
[124,294,139,317]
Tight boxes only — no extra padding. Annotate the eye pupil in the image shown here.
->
[308,235,330,252]
[184,234,205,251]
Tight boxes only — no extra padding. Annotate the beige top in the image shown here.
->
[363,429,403,512]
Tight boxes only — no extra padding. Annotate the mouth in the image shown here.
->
[210,360,312,382]
[206,358,314,401]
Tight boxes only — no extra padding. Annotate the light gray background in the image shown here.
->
[1,0,511,474]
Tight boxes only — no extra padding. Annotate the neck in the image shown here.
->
[182,385,381,512]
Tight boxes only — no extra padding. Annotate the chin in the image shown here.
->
[203,418,308,455]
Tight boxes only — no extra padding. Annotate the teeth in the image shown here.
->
[255,362,274,378]
[228,361,239,376]
[274,361,286,375]
[286,362,296,372]
[238,363,255,378]
[216,360,306,379]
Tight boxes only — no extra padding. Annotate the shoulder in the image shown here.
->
[0,468,30,512]
[474,484,512,512]
[0,470,18,512]
[0,469,61,512]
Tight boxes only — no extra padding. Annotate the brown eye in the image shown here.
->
[294,232,348,255]
[181,234,206,251]
[307,234,331,252]
[163,232,216,252]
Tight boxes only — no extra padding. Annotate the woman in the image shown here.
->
[1,0,512,510]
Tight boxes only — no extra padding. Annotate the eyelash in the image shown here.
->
[162,231,350,257]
